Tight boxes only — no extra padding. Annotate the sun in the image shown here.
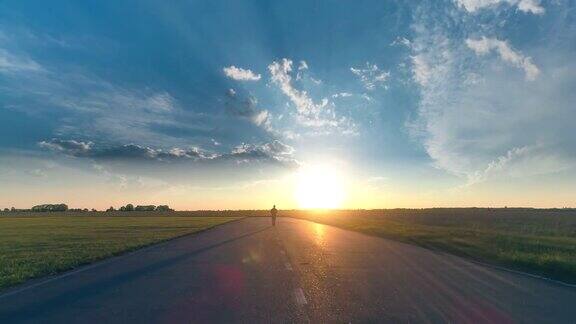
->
[294,164,346,209]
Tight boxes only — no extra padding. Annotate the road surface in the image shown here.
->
[1,217,575,323]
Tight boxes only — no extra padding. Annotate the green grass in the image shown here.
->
[285,208,576,284]
[0,213,240,290]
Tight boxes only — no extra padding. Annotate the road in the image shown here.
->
[1,217,575,323]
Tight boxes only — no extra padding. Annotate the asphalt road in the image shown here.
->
[1,217,575,323]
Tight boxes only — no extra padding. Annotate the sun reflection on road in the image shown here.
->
[313,223,326,247]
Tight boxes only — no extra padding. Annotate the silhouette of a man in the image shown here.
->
[271,205,278,226]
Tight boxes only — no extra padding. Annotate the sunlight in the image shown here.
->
[313,223,326,247]
[294,164,345,209]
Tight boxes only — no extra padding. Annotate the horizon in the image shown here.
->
[2,1,576,210]
[5,204,576,212]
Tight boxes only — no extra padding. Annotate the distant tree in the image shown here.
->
[3,208,9,212]
[119,206,126,211]
[135,205,156,211]
[156,205,173,212]
[125,204,134,212]
[31,204,68,212]
[83,208,89,212]
[53,204,68,212]
[11,207,16,212]
[106,206,115,212]
[91,208,97,212]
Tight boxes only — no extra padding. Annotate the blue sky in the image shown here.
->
[1,0,575,209]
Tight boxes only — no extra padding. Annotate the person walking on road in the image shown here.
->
[271,205,278,226]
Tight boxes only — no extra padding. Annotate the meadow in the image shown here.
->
[0,213,239,290]
[284,208,576,284]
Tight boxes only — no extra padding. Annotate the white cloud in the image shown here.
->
[223,65,261,81]
[455,0,545,15]
[350,63,390,90]
[391,37,412,48]
[0,48,43,73]
[407,3,576,187]
[465,145,572,186]
[361,93,373,102]
[268,58,327,117]
[332,92,353,98]
[411,55,432,86]
[251,110,270,127]
[268,58,357,135]
[5,62,184,146]
[466,37,540,81]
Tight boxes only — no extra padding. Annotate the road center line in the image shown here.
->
[285,262,293,271]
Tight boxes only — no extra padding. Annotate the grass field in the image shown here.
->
[285,208,576,284]
[0,213,240,290]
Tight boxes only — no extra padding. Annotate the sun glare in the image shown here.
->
[294,164,346,209]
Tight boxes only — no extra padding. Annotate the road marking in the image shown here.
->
[294,288,307,305]
[285,262,293,271]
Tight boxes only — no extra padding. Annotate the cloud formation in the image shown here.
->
[223,65,261,81]
[267,58,355,135]
[350,63,390,90]
[466,37,540,81]
[39,138,298,167]
[225,90,271,129]
[229,140,296,166]
[455,0,545,15]
[411,55,432,86]
[268,58,327,117]
[408,2,575,187]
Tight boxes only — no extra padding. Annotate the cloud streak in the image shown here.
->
[268,58,327,117]
[0,48,43,73]
[466,37,540,81]
[223,65,261,81]
[267,58,356,135]
[455,0,545,15]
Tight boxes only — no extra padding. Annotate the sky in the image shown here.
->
[1,0,575,210]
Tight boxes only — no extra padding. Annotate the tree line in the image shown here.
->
[2,204,174,212]
[107,204,173,212]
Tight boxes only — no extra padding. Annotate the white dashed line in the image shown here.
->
[285,262,293,271]
[294,288,307,305]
